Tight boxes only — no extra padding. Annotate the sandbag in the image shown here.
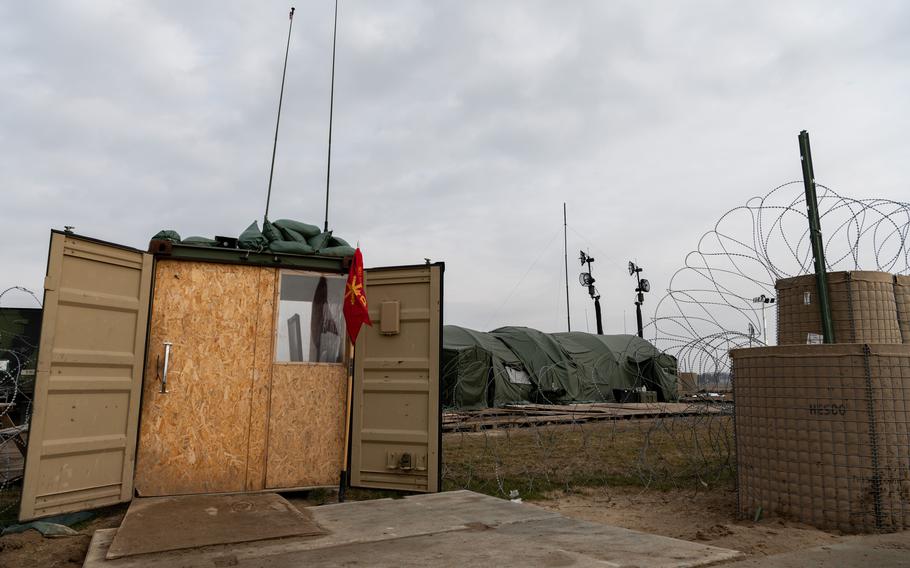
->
[318,245,356,257]
[274,219,321,239]
[152,230,181,243]
[269,240,316,255]
[262,219,283,242]
[238,221,269,250]
[308,230,333,251]
[278,226,309,243]
[328,235,351,247]
[182,236,217,245]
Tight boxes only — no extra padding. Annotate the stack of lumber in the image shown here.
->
[1,410,27,484]
[443,401,728,432]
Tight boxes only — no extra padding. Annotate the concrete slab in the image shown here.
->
[106,493,324,559]
[84,490,742,568]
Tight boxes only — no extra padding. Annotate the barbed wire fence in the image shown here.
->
[0,287,41,524]
[442,182,910,501]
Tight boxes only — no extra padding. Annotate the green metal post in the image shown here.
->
[798,130,835,343]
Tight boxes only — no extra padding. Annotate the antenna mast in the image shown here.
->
[264,7,296,225]
[564,203,571,331]
[324,0,339,232]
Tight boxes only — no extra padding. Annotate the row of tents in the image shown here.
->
[442,326,679,410]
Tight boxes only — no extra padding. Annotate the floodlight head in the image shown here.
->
[579,272,594,286]
[640,278,650,293]
[579,250,588,265]
[628,261,635,275]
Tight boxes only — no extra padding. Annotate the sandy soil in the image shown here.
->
[533,485,845,557]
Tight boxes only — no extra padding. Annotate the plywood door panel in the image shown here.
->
[20,232,152,521]
[264,364,347,489]
[351,264,442,492]
[134,261,274,496]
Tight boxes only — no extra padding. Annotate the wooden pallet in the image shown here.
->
[442,401,728,432]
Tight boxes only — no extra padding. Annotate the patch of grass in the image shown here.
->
[442,416,735,500]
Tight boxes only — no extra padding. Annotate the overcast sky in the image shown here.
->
[2,1,908,334]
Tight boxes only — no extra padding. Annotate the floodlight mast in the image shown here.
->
[579,251,603,335]
[628,261,648,338]
[751,294,776,344]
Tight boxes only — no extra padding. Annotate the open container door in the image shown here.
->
[19,232,152,521]
[350,263,443,492]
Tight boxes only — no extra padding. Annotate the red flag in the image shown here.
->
[343,248,372,343]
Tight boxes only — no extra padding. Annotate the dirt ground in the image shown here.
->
[533,485,845,557]
[0,503,127,568]
[0,485,850,567]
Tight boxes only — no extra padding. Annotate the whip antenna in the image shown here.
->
[264,7,296,225]
[324,0,339,232]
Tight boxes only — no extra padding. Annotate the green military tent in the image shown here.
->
[442,326,531,409]
[442,325,678,410]
[551,332,678,402]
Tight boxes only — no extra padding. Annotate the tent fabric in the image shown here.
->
[490,326,591,403]
[552,332,678,402]
[442,326,531,409]
[442,325,678,410]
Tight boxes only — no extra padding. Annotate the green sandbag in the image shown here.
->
[274,219,321,239]
[152,230,181,243]
[269,240,316,255]
[278,226,309,243]
[238,221,269,250]
[318,245,356,257]
[182,236,217,245]
[328,235,351,247]
[262,219,283,242]
[308,231,333,251]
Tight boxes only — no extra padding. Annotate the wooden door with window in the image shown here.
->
[134,263,349,495]
[263,269,347,489]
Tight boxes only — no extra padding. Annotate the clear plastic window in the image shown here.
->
[275,271,345,363]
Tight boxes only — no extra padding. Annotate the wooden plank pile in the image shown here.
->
[443,401,729,433]
[1,410,27,485]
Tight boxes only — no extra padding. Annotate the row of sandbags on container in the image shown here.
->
[775,271,910,345]
[152,217,356,257]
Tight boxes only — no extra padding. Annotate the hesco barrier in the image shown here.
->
[732,344,910,533]
[678,372,698,396]
[896,275,910,344]
[776,271,902,345]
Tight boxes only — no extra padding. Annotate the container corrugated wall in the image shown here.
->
[732,344,910,533]
[775,271,902,345]
[895,275,910,344]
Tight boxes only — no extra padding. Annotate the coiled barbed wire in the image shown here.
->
[649,182,910,379]
[0,286,41,520]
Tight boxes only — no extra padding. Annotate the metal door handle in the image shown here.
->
[161,341,173,393]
